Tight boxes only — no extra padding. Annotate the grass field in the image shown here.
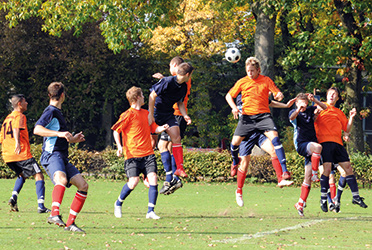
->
[0,178,371,249]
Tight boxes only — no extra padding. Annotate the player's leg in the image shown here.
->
[145,155,160,219]
[167,125,187,177]
[6,162,25,212]
[333,165,346,213]
[295,163,312,217]
[308,142,322,182]
[236,154,249,207]
[230,135,244,175]
[264,130,290,179]
[33,172,50,213]
[158,135,172,194]
[48,170,68,226]
[327,170,336,211]
[319,162,332,212]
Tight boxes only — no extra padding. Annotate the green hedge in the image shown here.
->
[0,145,371,188]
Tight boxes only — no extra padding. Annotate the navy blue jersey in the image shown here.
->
[151,76,187,113]
[289,106,317,148]
[35,105,69,155]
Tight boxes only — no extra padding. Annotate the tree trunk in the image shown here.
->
[102,102,113,148]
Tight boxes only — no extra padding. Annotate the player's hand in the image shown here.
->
[232,107,240,119]
[70,132,85,143]
[184,115,192,125]
[286,97,297,108]
[116,146,123,157]
[14,142,21,154]
[160,124,169,132]
[148,113,155,126]
[274,92,284,101]
[343,133,350,142]
[349,108,357,119]
[306,93,314,102]
[58,131,73,142]
[152,73,164,79]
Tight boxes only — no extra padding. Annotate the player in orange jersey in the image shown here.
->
[0,94,50,213]
[112,86,169,220]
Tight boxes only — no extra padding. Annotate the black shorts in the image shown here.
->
[234,113,277,137]
[7,158,41,178]
[321,142,350,164]
[154,111,178,127]
[160,115,187,141]
[124,154,157,178]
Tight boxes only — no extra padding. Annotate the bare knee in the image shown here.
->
[34,172,44,181]
[127,177,140,189]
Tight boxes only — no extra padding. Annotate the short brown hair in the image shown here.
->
[48,82,65,100]
[10,94,25,109]
[245,57,261,70]
[170,56,184,66]
[296,93,308,101]
[327,87,341,99]
[177,62,194,76]
[126,86,142,104]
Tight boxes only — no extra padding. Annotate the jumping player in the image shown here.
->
[34,82,88,233]
[0,94,50,213]
[112,86,168,220]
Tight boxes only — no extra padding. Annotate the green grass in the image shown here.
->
[0,178,371,249]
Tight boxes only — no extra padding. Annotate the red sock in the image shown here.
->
[66,191,87,226]
[311,153,321,171]
[300,182,311,203]
[330,183,336,200]
[51,184,66,216]
[237,168,247,195]
[172,144,184,170]
[272,157,283,182]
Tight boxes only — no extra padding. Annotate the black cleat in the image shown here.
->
[329,202,335,212]
[159,181,171,194]
[8,198,19,212]
[333,200,341,213]
[352,197,368,208]
[47,215,66,227]
[320,200,328,212]
[38,207,51,213]
[65,223,86,233]
[166,179,183,195]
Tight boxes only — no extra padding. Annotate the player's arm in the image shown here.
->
[13,127,21,154]
[270,97,297,109]
[148,90,157,125]
[152,73,164,79]
[346,108,357,133]
[155,124,169,133]
[34,125,75,142]
[289,105,303,121]
[225,93,240,119]
[177,101,191,125]
[113,130,123,157]
[307,93,327,110]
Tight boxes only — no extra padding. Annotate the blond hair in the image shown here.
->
[245,57,261,70]
[126,86,142,104]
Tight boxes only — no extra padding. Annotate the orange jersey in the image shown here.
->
[111,108,157,159]
[314,103,348,145]
[228,75,280,115]
[0,111,33,163]
[173,78,191,116]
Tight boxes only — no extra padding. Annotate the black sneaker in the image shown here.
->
[47,215,66,227]
[320,200,328,212]
[64,223,86,233]
[8,198,19,212]
[167,179,183,195]
[333,200,341,213]
[159,182,170,194]
[328,202,335,212]
[38,207,51,213]
[352,197,368,208]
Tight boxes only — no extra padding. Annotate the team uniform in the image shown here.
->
[0,110,48,212]
[112,107,160,219]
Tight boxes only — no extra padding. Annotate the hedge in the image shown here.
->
[0,144,371,188]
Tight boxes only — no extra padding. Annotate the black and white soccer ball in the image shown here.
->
[225,48,241,63]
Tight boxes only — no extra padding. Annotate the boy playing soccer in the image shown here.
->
[112,86,168,220]
[0,94,50,213]
[289,93,327,216]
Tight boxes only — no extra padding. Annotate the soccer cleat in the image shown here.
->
[294,202,304,217]
[47,215,66,227]
[311,174,320,182]
[143,177,150,188]
[328,202,335,212]
[38,207,51,213]
[333,199,341,213]
[282,171,292,180]
[114,201,122,218]
[64,223,86,233]
[159,181,171,195]
[8,198,19,212]
[277,179,294,188]
[146,211,160,220]
[166,179,183,195]
[352,197,368,208]
[235,190,244,207]
[320,200,328,212]
[174,168,188,178]
[230,157,241,177]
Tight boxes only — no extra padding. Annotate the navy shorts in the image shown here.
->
[234,113,277,137]
[239,131,268,156]
[160,115,187,141]
[7,157,41,178]
[321,142,349,164]
[125,154,157,178]
[40,151,80,187]
[296,141,313,166]
[154,110,178,128]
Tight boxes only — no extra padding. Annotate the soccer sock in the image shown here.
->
[66,190,87,227]
[51,184,66,216]
[300,182,311,203]
[345,175,360,199]
[336,176,347,202]
[320,175,330,203]
[171,155,180,182]
[160,151,173,182]
[230,144,240,165]
[272,137,288,172]
[311,152,321,171]
[327,191,333,203]
[271,157,283,182]
[330,183,336,200]
[147,185,158,213]
[12,176,25,202]
[237,168,247,195]
[35,180,46,209]
[116,183,133,206]
[172,143,184,170]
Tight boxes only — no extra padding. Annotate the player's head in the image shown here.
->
[48,82,65,101]
[10,94,27,112]
[295,93,309,112]
[326,87,340,106]
[176,62,194,83]
[126,86,144,106]
[245,57,261,79]
[170,56,184,75]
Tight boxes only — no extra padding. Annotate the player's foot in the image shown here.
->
[174,168,188,178]
[146,211,160,220]
[8,198,19,212]
[328,202,335,212]
[294,202,304,217]
[114,201,122,218]
[320,200,328,212]
[311,173,320,182]
[235,190,244,207]
[277,179,294,188]
[282,171,291,180]
[64,223,86,233]
[38,207,51,213]
[47,215,66,227]
[159,181,171,195]
[230,157,241,177]
[352,197,368,208]
[333,199,341,213]
[167,179,183,195]
[143,177,150,188]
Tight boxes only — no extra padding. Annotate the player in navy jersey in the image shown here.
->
[34,82,88,233]
[289,93,327,216]
[148,62,194,178]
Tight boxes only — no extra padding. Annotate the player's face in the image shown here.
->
[169,62,178,76]
[140,92,145,106]
[327,89,339,105]
[177,71,192,84]
[246,65,260,79]
[19,98,28,112]
[296,99,308,112]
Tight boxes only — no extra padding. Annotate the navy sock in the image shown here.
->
[336,176,346,202]
[230,144,240,165]
[117,183,133,206]
[171,155,179,182]
[327,191,333,203]
[320,175,330,202]
[148,185,158,213]
[12,176,25,202]
[161,151,173,182]
[35,180,46,209]
[345,175,360,199]
[272,137,288,172]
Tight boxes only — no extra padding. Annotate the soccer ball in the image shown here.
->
[225,48,241,63]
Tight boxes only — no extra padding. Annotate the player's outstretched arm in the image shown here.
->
[225,93,240,119]
[34,125,73,142]
[307,93,327,110]
[270,97,296,109]
[152,73,164,79]
[346,108,357,133]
